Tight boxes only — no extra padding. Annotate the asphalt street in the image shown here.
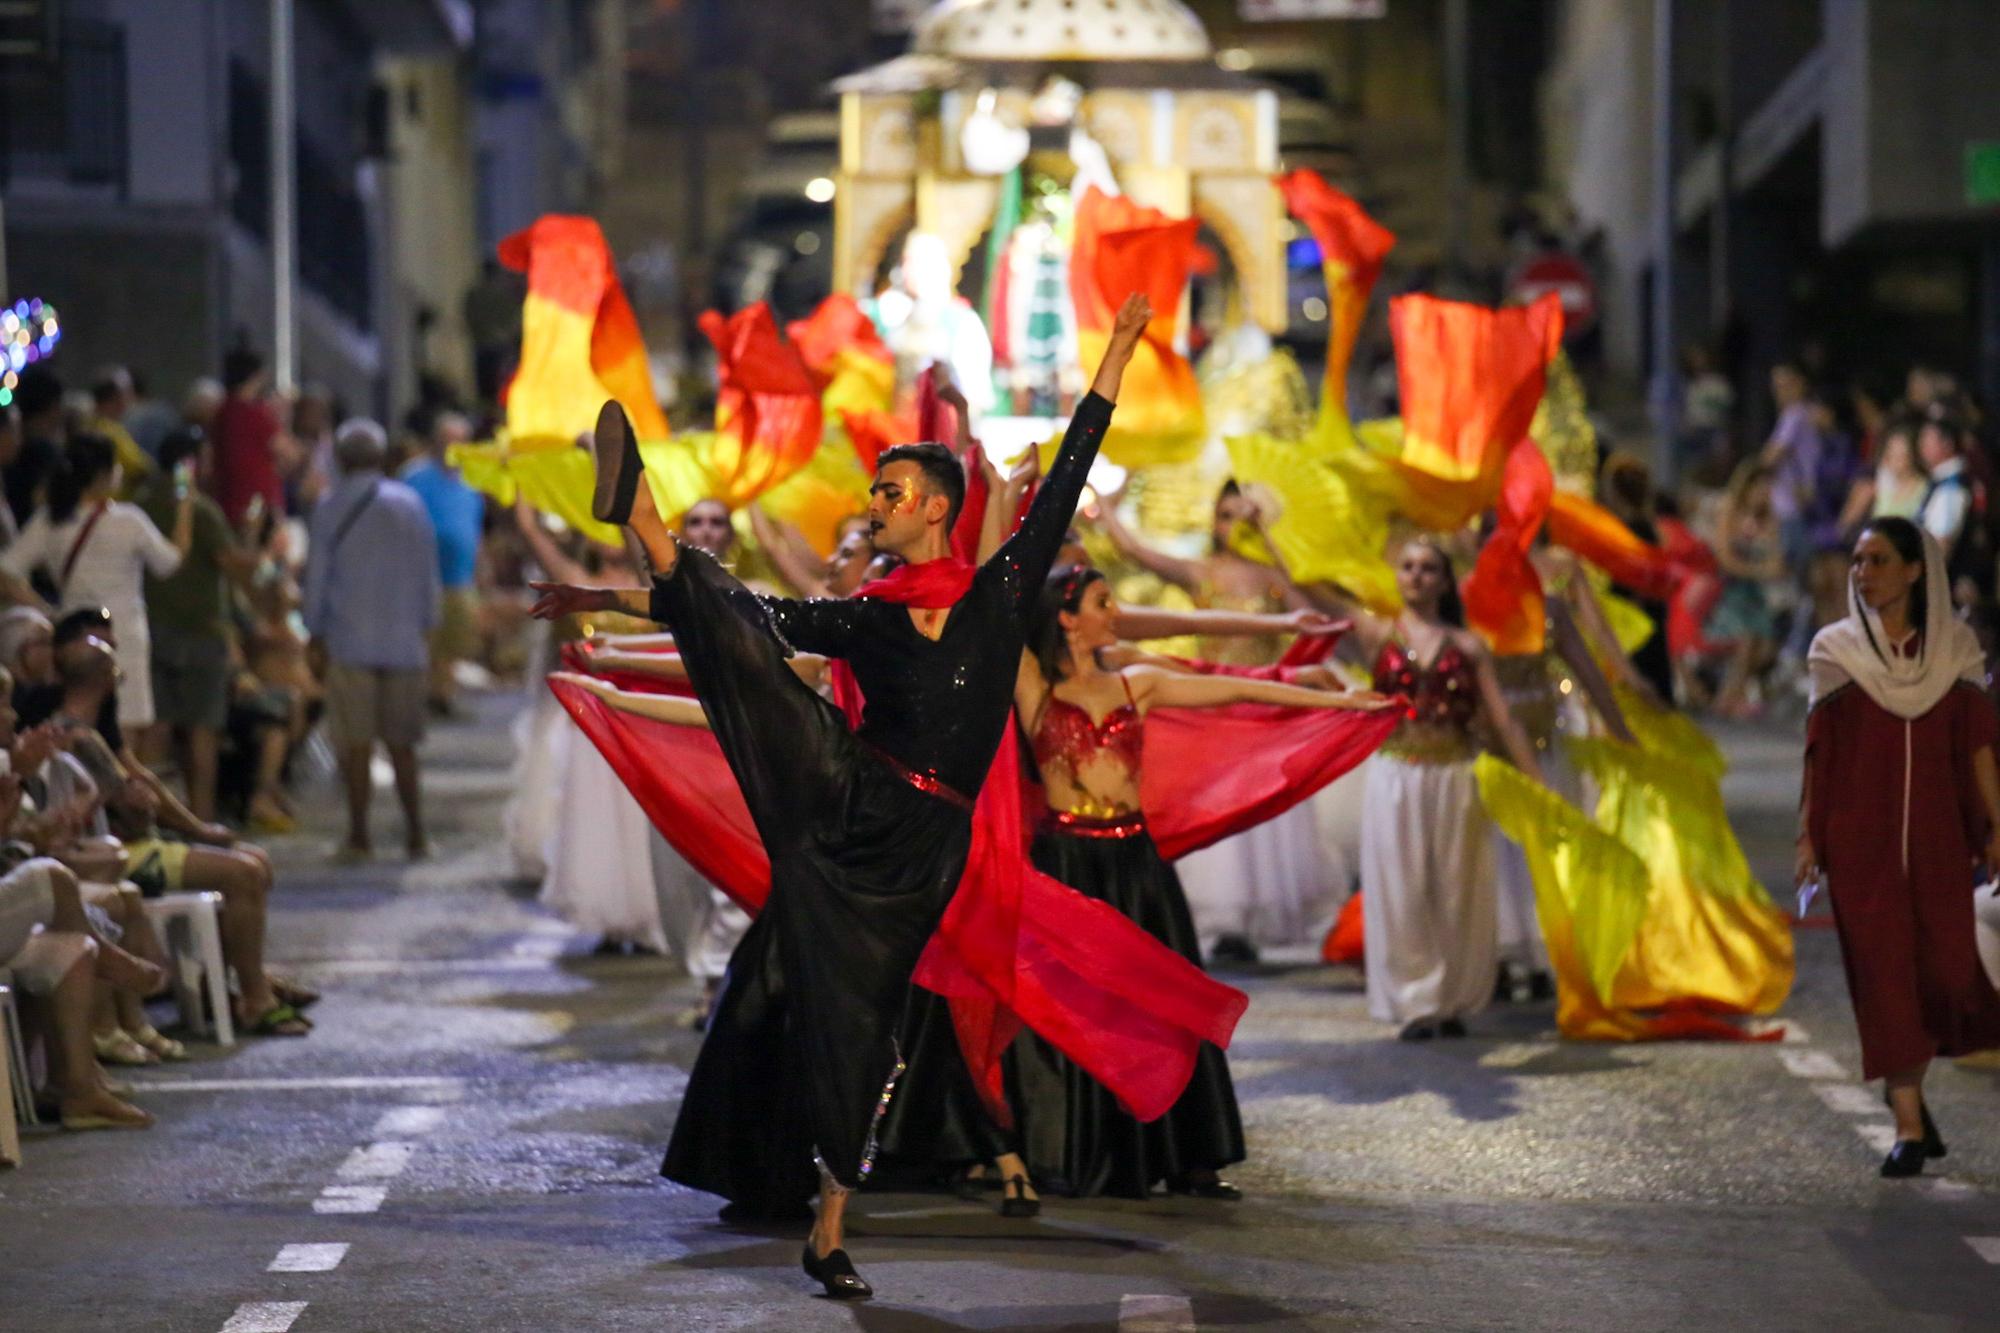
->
[4,694,1999,1332]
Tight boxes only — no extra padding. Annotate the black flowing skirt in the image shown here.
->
[652,554,971,1210]
[1014,825,1245,1199]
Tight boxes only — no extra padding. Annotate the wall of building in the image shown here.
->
[1541,0,1655,376]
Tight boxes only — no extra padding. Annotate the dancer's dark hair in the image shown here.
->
[877,442,966,529]
[1030,563,1107,683]
[48,434,117,524]
[1405,536,1466,628]
[1856,516,1928,654]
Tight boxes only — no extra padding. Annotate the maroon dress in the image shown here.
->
[1806,675,2000,1079]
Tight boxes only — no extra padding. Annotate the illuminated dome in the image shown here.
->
[914,0,1213,64]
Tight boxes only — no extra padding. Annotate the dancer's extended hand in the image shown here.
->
[1285,609,1348,637]
[529,581,617,621]
[1110,292,1154,348]
[1088,293,1154,403]
[549,670,615,700]
[1328,690,1400,712]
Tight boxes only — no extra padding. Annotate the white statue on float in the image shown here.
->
[867,232,997,420]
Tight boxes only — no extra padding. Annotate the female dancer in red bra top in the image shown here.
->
[1001,564,1392,1198]
[1285,537,1544,1039]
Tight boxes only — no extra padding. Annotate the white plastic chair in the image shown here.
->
[141,892,235,1046]
[0,974,35,1129]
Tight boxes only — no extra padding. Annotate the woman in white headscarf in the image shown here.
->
[1801,516,2000,1178]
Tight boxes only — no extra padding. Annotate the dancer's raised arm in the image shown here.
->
[990,293,1151,604]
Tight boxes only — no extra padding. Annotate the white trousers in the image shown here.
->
[1176,801,1336,952]
[1361,754,1497,1024]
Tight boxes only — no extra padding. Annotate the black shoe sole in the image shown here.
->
[592,398,641,526]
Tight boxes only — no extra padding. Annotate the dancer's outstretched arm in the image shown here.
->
[1111,605,1343,642]
[552,671,711,728]
[1127,664,1396,713]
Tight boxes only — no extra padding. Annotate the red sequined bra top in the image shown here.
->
[1372,638,1479,733]
[1031,680,1146,799]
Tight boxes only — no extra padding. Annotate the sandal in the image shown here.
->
[130,1024,189,1062]
[93,1029,160,1066]
[268,977,322,1010]
[241,1002,312,1037]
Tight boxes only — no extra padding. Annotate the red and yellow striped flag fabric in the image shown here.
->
[1277,170,1396,449]
[497,214,669,447]
[1387,291,1562,530]
[696,302,824,511]
[1462,440,1554,655]
[1070,187,1206,468]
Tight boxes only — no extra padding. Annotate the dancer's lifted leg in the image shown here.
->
[531,294,1154,1300]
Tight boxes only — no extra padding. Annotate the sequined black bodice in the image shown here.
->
[653,393,1113,799]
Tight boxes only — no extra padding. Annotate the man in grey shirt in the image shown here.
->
[304,419,441,861]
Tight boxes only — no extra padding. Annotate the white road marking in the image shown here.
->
[371,1105,446,1137]
[1853,1122,1898,1153]
[220,1302,308,1332]
[1120,1294,1196,1331]
[1812,1083,1888,1118]
[1963,1236,2000,1263]
[1748,1018,1809,1043]
[126,1076,463,1094]
[268,1243,349,1273]
[313,1185,387,1214]
[1914,1177,1979,1201]
[1777,1049,1848,1080]
[337,1142,414,1180]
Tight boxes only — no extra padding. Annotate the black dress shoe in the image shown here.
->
[591,398,642,525]
[1880,1140,1927,1178]
[801,1244,873,1300]
[1527,970,1555,1002]
[1921,1102,1947,1159]
[1168,1177,1244,1201]
[1399,1019,1437,1042]
[1438,1018,1469,1039]
[1881,1090,1949,1159]
[999,1175,1041,1218]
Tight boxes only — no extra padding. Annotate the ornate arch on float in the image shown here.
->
[829,0,1285,332]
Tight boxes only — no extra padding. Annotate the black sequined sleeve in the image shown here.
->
[650,544,866,659]
[985,391,1114,611]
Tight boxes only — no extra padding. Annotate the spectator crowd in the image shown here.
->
[0,351,502,1146]
[1659,355,1997,720]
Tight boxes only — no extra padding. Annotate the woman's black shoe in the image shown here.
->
[1880,1140,1927,1178]
[1000,1175,1041,1218]
[1399,1019,1437,1042]
[1921,1102,1947,1159]
[1882,1090,1948,1159]
[591,398,642,526]
[1169,1177,1244,1201]
[1438,1018,1469,1039]
[801,1244,873,1300]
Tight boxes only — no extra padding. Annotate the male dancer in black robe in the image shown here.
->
[530,293,1152,1299]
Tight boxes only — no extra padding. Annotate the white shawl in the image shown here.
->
[1806,528,1985,720]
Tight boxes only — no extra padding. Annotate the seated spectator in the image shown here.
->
[135,428,258,824]
[0,433,193,733]
[42,635,313,1036]
[0,855,159,1130]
